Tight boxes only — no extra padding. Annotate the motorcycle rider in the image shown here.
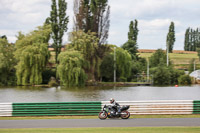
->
[110,98,121,114]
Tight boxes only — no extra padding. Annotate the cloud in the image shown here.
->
[109,0,200,20]
[0,0,74,43]
[109,0,170,20]
[139,19,182,39]
[1,0,200,50]
[107,0,200,49]
[140,19,181,30]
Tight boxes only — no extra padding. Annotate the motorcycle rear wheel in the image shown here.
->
[98,111,108,120]
[121,111,130,119]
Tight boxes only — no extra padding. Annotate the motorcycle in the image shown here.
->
[98,104,130,120]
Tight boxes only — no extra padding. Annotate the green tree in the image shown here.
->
[74,0,110,45]
[197,47,200,61]
[133,20,139,43]
[189,29,194,51]
[149,49,169,67]
[122,20,139,59]
[129,58,147,82]
[57,50,87,86]
[150,61,184,85]
[116,48,132,81]
[0,35,7,40]
[184,28,190,51]
[0,38,16,85]
[188,58,196,73]
[121,20,145,82]
[166,22,175,53]
[100,53,114,81]
[149,49,184,85]
[100,47,132,82]
[74,0,111,68]
[128,20,138,43]
[168,67,184,85]
[47,0,69,64]
[69,31,100,81]
[122,40,138,60]
[150,65,171,85]
[184,27,200,51]
[128,21,134,40]
[178,75,192,85]
[15,25,51,85]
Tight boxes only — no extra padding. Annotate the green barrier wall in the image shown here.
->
[5,100,200,117]
[193,100,200,114]
[12,102,101,116]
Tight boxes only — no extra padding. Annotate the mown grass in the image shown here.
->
[139,53,199,64]
[139,52,200,69]
[1,114,200,120]
[1,127,200,133]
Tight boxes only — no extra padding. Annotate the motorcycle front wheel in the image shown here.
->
[121,111,130,119]
[98,111,108,120]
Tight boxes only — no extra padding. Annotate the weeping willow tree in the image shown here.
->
[0,38,16,85]
[115,48,132,81]
[57,50,87,86]
[100,47,132,82]
[69,30,100,81]
[15,25,51,85]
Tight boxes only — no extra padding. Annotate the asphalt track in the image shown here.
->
[0,118,200,128]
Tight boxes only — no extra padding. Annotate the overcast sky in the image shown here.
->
[0,0,200,50]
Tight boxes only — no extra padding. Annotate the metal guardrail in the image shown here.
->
[0,103,12,116]
[0,100,200,116]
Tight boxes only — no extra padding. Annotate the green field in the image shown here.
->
[138,52,200,70]
[1,127,200,133]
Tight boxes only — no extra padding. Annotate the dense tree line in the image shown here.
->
[184,28,200,51]
[0,0,192,86]
[0,38,16,85]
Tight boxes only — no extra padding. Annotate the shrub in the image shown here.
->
[48,78,59,87]
[178,75,192,85]
[119,77,127,82]
[151,66,171,85]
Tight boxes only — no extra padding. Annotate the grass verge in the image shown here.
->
[1,127,200,133]
[1,114,200,120]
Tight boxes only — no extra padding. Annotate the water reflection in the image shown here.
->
[0,85,200,103]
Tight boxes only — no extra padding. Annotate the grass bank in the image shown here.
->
[1,127,200,133]
[1,114,200,120]
[138,50,200,70]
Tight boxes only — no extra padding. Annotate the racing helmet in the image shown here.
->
[110,98,115,104]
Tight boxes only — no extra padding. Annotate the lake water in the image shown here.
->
[0,85,200,103]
